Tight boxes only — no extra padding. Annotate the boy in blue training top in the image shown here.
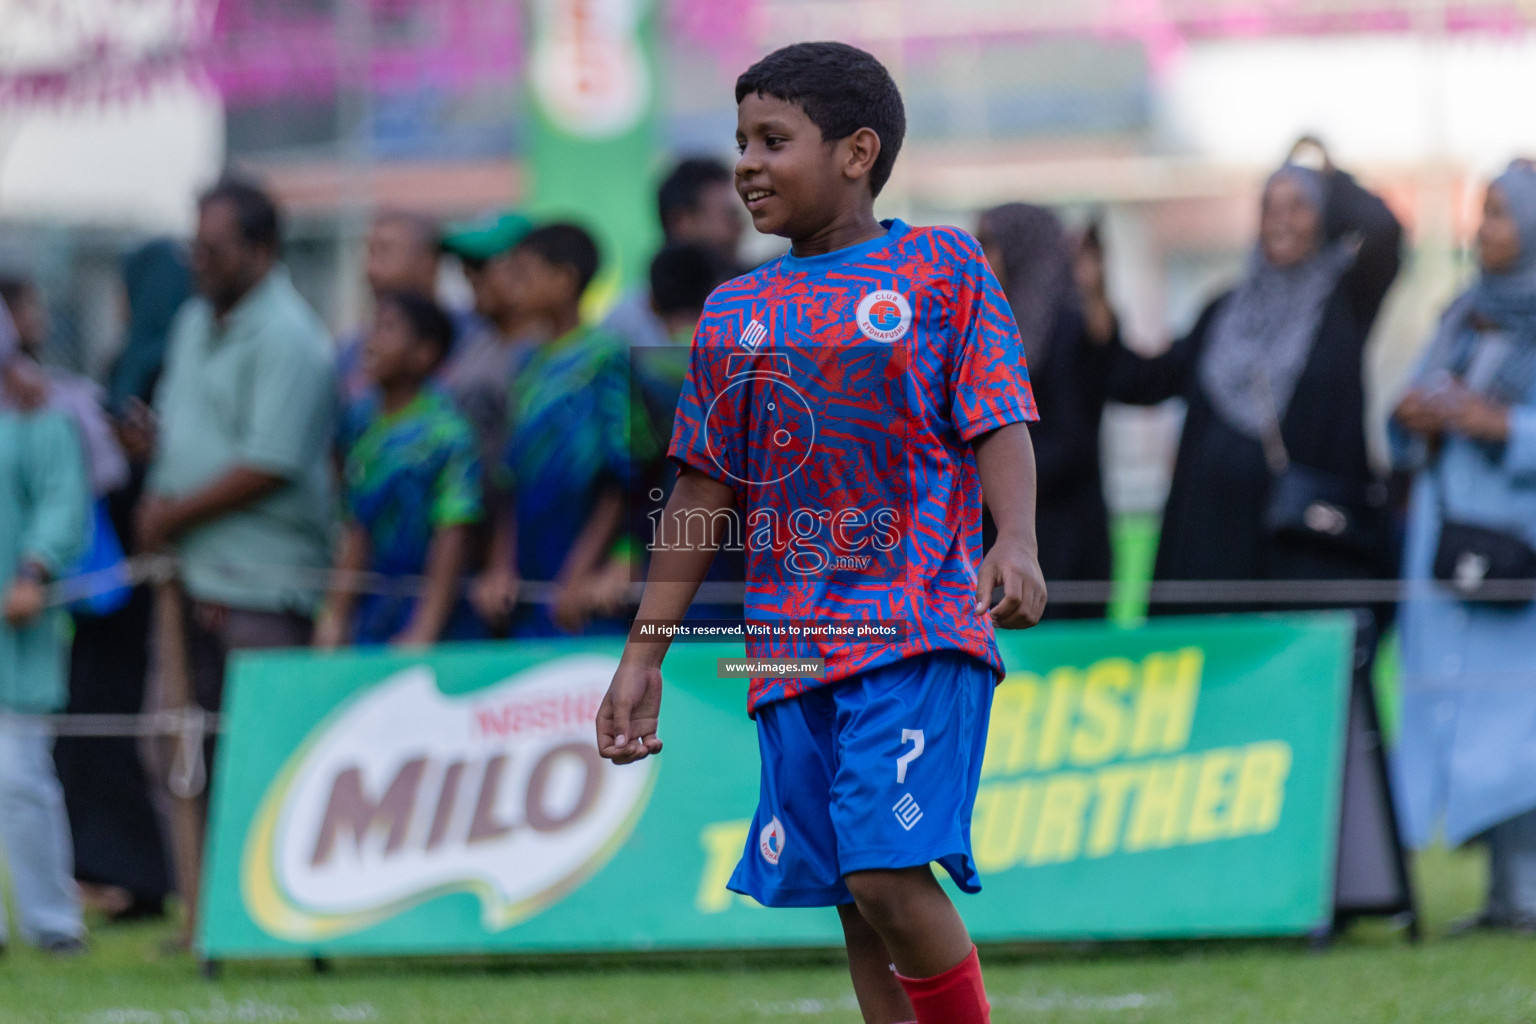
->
[316,290,483,649]
[476,224,650,637]
[596,42,1045,1024]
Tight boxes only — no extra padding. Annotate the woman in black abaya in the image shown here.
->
[53,240,191,920]
[1103,153,1403,618]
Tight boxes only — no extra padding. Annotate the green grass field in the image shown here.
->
[3,844,1534,1024]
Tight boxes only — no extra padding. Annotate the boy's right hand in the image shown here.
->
[312,608,346,650]
[471,565,520,625]
[597,659,664,764]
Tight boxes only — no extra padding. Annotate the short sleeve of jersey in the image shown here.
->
[944,229,1039,441]
[341,467,362,525]
[431,418,484,528]
[596,342,643,489]
[338,399,372,525]
[666,291,742,488]
[336,395,368,460]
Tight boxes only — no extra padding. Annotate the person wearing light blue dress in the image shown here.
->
[0,403,90,954]
[1391,160,1536,930]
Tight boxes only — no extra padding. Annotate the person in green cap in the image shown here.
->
[437,211,547,480]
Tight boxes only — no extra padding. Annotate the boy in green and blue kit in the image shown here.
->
[318,290,483,648]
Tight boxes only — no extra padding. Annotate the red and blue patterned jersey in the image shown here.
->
[667,219,1037,712]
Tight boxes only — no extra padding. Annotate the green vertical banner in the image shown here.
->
[526,0,661,305]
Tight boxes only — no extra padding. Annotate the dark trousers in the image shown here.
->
[54,587,172,910]
[185,601,313,773]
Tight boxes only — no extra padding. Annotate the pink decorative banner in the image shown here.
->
[0,0,523,108]
[0,0,207,106]
[2,0,1532,109]
[204,0,522,106]
[667,0,761,76]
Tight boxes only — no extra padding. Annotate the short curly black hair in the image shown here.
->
[657,158,734,236]
[650,244,731,318]
[375,289,455,366]
[516,223,601,296]
[199,178,281,251]
[735,41,906,198]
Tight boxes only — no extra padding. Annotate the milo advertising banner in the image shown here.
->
[200,615,1360,958]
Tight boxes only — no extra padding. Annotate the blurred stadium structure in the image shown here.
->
[3,0,1536,510]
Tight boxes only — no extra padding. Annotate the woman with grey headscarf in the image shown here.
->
[1391,160,1536,932]
[1104,152,1403,618]
[977,203,1120,618]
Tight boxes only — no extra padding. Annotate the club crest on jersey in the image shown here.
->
[856,290,912,342]
[737,318,767,351]
[759,816,785,865]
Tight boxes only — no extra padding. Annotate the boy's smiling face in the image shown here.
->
[735,92,875,242]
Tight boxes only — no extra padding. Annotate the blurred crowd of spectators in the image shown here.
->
[2,146,1536,952]
[0,159,740,952]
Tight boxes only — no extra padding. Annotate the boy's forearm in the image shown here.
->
[407,524,471,640]
[558,488,625,586]
[485,508,516,575]
[622,468,737,669]
[165,465,287,534]
[325,525,369,621]
[973,422,1040,550]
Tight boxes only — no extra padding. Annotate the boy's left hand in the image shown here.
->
[550,579,590,634]
[583,558,634,619]
[975,538,1047,629]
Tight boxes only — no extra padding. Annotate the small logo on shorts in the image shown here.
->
[856,290,912,343]
[893,793,924,831]
[759,816,786,864]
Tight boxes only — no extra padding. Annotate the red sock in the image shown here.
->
[895,946,990,1024]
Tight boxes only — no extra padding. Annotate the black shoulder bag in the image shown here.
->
[1430,462,1536,605]
[1255,368,1393,562]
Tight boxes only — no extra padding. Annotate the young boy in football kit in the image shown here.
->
[597,41,1045,1024]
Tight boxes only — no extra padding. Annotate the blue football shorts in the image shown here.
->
[727,649,996,908]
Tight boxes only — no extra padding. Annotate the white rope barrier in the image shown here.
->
[42,554,1536,610]
[11,707,216,799]
[29,554,1532,801]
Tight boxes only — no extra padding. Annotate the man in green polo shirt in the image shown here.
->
[139,178,335,733]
